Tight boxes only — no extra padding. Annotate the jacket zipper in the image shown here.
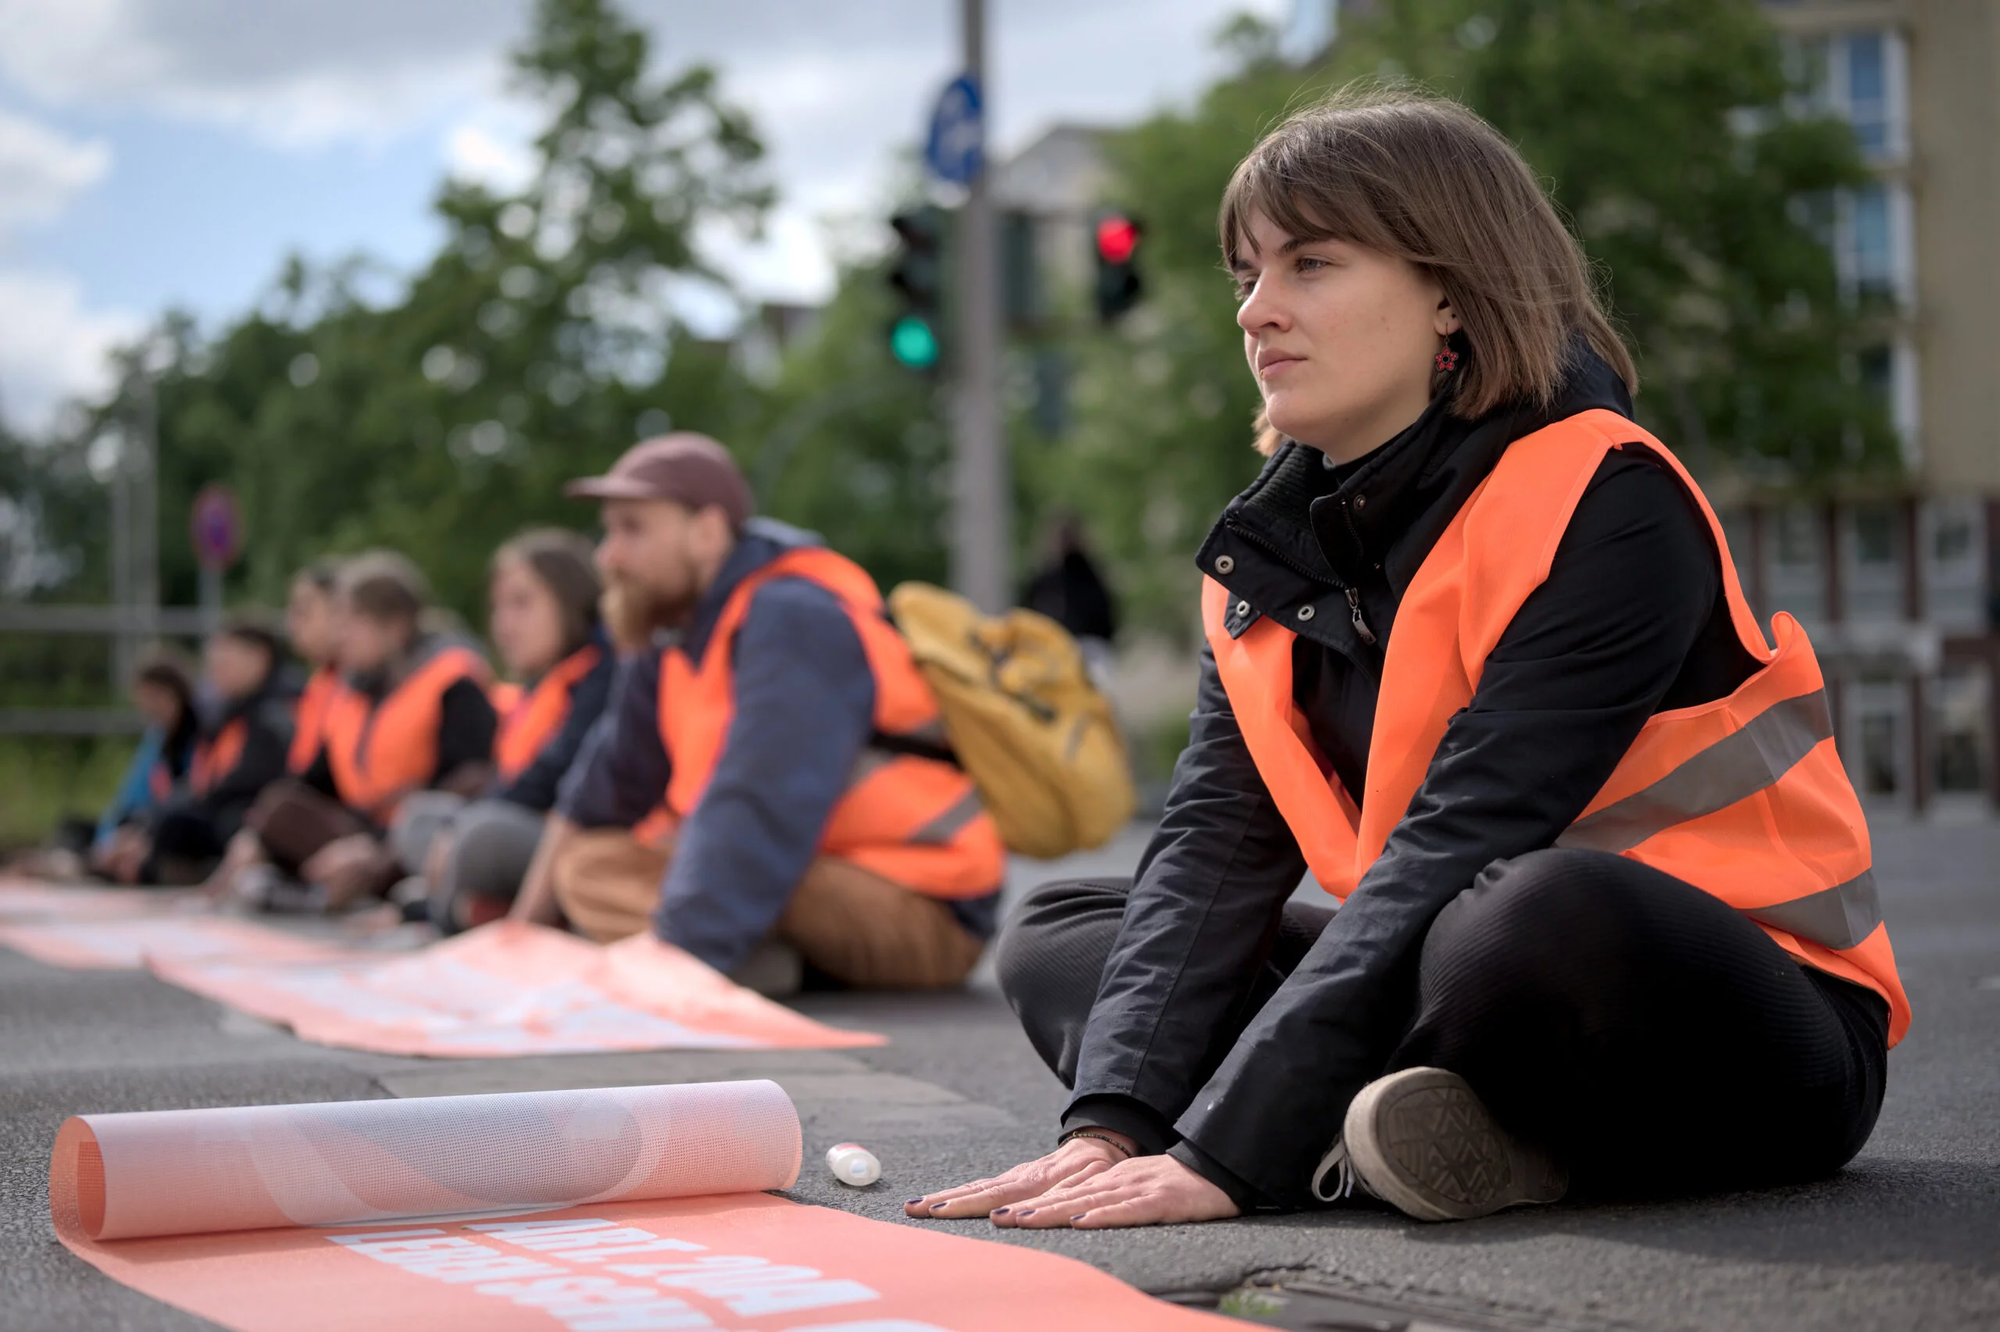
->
[1223,518,1379,647]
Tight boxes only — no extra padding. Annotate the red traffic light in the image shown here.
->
[1095,215,1140,265]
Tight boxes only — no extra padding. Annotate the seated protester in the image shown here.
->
[90,650,199,883]
[509,434,1006,993]
[200,559,345,898]
[133,617,296,884]
[909,92,1902,1231]
[236,551,497,912]
[284,560,344,775]
[389,529,615,933]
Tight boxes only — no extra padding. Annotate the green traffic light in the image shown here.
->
[890,315,941,369]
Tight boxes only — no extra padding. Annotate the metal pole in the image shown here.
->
[951,0,1009,612]
[199,565,223,636]
[108,389,133,689]
[133,369,160,647]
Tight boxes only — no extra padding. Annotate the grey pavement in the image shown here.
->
[1,821,1996,1331]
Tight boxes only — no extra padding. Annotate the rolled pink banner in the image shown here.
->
[50,1080,800,1242]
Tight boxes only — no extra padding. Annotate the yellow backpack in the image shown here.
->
[888,582,1135,859]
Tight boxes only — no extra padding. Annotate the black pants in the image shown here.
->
[997,848,1890,1195]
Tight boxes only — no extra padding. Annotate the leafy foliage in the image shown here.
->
[86,0,773,622]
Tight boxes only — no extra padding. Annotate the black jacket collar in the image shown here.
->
[1196,344,1634,653]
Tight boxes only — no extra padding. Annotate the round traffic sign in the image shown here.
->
[190,483,242,572]
[925,74,984,187]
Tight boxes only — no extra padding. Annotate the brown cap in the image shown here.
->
[564,433,755,530]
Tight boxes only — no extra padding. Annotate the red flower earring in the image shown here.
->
[1434,347,1460,373]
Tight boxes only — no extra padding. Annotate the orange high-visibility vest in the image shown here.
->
[189,718,248,797]
[1203,409,1909,1045]
[493,644,602,782]
[655,547,1005,900]
[288,667,343,775]
[321,645,491,824]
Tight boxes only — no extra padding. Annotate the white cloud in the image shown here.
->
[0,0,517,147]
[0,109,111,237]
[444,104,538,194]
[0,270,142,431]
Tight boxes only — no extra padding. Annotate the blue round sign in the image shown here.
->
[925,74,984,186]
[191,483,242,572]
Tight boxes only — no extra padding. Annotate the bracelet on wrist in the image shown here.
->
[1057,1128,1136,1159]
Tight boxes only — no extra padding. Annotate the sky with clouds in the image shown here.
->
[0,0,1301,433]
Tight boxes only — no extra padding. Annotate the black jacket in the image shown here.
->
[151,675,293,843]
[1063,348,1758,1209]
[300,635,498,821]
[493,629,617,813]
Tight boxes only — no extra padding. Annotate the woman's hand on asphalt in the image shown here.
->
[904,1133,1133,1220]
[991,1152,1238,1230]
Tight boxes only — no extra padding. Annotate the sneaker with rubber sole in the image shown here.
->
[1342,1066,1568,1222]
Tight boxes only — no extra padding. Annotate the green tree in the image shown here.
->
[108,0,774,623]
[1059,1,1886,636]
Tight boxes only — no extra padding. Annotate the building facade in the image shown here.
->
[1740,2,2000,815]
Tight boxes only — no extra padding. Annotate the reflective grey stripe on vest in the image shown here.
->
[908,789,985,846]
[1556,690,1834,855]
[1745,870,1882,951]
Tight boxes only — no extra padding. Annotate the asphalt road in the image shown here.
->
[1,820,1995,1331]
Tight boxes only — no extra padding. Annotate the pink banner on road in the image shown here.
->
[0,912,343,970]
[49,1082,1230,1332]
[150,922,885,1055]
[57,1194,1233,1332]
[0,877,188,922]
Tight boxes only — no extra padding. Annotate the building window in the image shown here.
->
[1792,28,1908,162]
[1923,497,1987,631]
[1841,502,1903,620]
[1932,668,1990,796]
[1853,675,1907,799]
[1844,31,1891,155]
[1766,503,1826,622]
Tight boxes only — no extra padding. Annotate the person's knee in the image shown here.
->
[551,830,653,912]
[1437,849,1640,963]
[993,877,1128,1016]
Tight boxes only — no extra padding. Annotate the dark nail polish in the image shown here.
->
[992,1206,1011,1215]
[904,1198,925,1206]
[1071,1213,1087,1221]
[1017,1209,1036,1218]
[928,1202,946,1211]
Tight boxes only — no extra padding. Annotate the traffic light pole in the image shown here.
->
[951,0,1009,613]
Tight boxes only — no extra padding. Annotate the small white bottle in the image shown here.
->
[825,1143,882,1187]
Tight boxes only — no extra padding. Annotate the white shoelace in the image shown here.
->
[1311,1137,1359,1202]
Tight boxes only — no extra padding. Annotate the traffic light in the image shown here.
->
[887,207,947,370]
[1093,211,1143,324]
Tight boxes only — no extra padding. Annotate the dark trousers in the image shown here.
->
[244,779,371,876]
[997,848,1890,1195]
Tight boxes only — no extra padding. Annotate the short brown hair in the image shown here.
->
[492,528,602,659]
[216,611,284,665]
[337,550,429,626]
[1221,86,1635,453]
[133,645,196,711]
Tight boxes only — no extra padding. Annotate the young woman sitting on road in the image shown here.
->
[908,89,1905,1229]
[389,528,614,933]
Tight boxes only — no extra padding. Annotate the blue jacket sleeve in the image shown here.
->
[652,578,876,973]
[98,727,166,846]
[499,650,617,812]
[556,653,672,830]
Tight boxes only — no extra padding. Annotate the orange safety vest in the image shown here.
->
[655,547,1005,900]
[320,645,491,824]
[288,667,343,775]
[1203,409,1910,1045]
[188,717,248,798]
[493,644,602,782]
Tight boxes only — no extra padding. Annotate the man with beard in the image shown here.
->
[510,434,1006,994]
